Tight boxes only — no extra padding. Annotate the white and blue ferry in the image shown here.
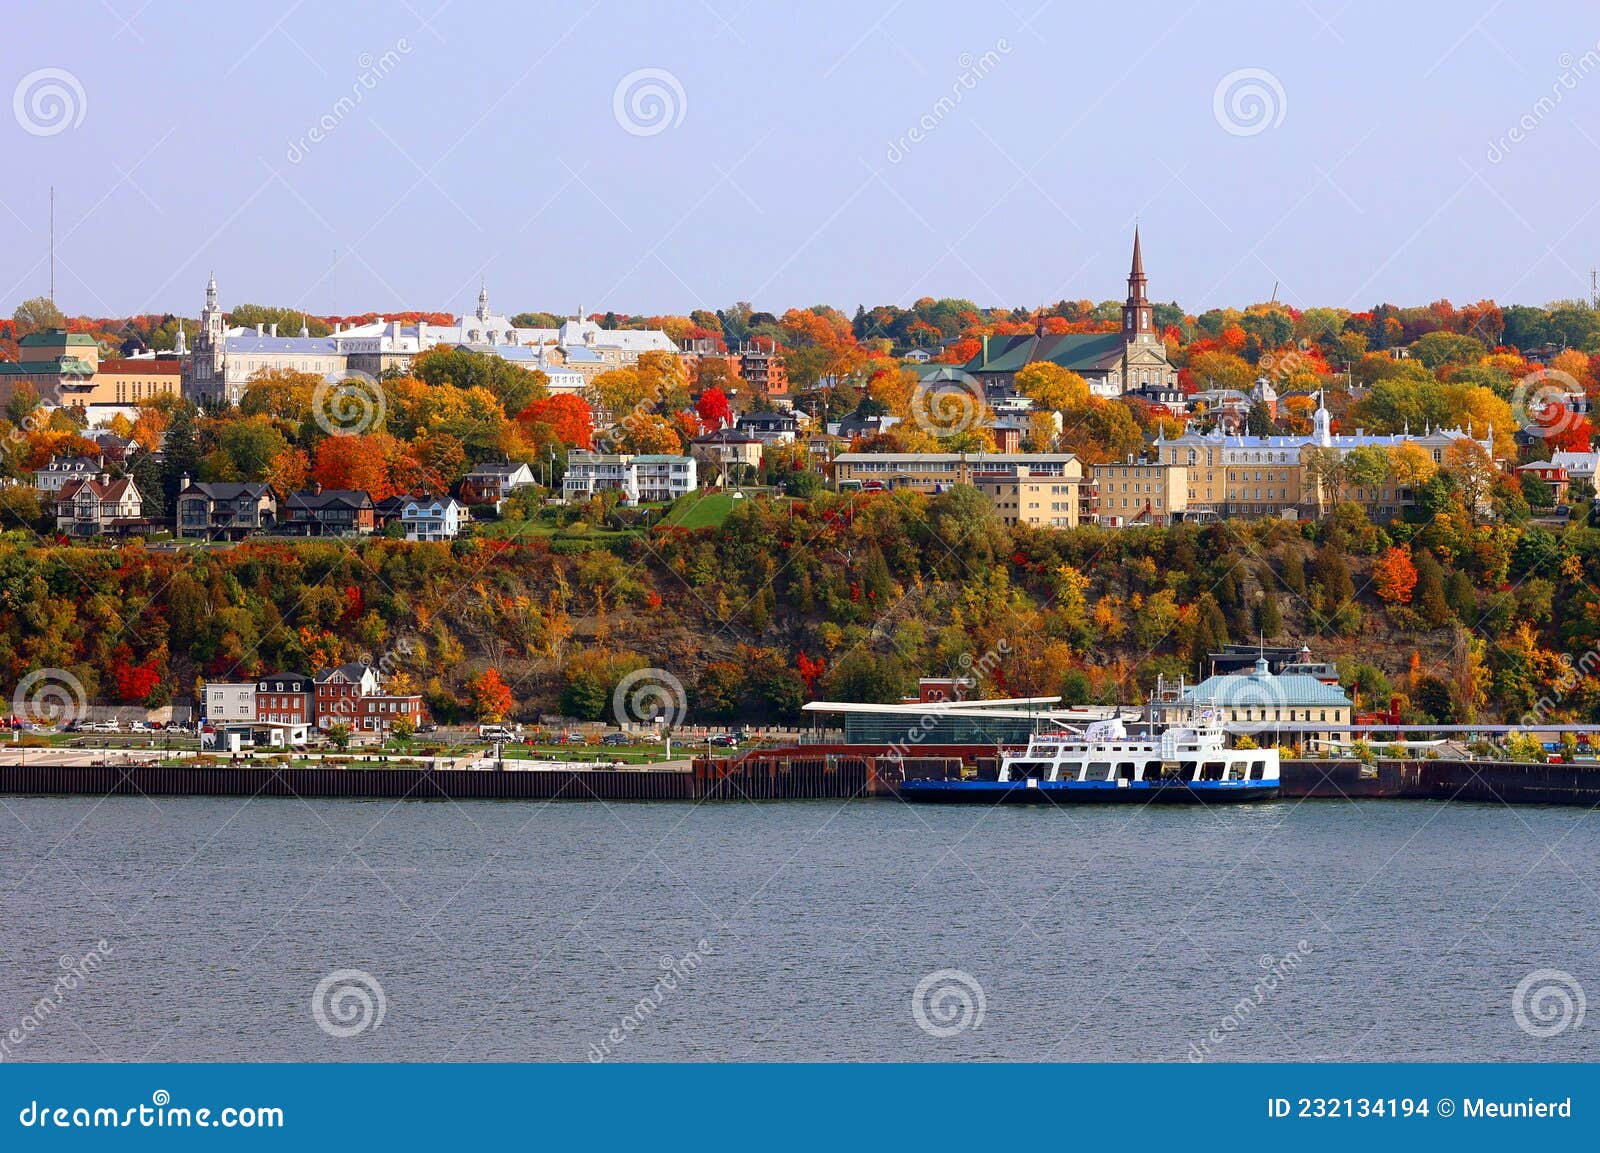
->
[899,709,1280,805]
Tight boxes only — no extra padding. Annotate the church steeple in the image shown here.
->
[1122,228,1155,341]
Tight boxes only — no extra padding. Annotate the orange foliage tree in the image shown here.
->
[1373,546,1419,604]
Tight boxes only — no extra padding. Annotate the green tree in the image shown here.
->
[160,402,202,505]
[12,296,65,335]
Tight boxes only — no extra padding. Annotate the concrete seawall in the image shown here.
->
[1,754,1596,805]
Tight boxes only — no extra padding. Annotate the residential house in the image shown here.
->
[34,455,105,495]
[691,428,763,482]
[374,495,408,531]
[1549,448,1599,489]
[1517,461,1570,504]
[313,661,423,736]
[562,451,696,503]
[55,473,143,536]
[175,479,277,539]
[313,662,379,729]
[283,487,375,535]
[736,410,799,444]
[203,682,257,724]
[630,455,697,502]
[459,461,536,509]
[401,495,465,541]
[255,672,314,726]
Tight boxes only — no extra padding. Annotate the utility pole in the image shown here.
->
[48,185,55,304]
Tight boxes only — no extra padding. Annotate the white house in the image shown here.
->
[402,495,465,541]
[203,682,257,724]
[563,450,696,503]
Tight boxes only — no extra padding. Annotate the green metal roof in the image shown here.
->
[964,332,1129,375]
[18,329,97,347]
[0,356,96,376]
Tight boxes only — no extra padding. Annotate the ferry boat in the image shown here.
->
[899,708,1280,805]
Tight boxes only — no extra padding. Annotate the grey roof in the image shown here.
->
[313,662,374,684]
[287,489,373,510]
[181,482,273,500]
[225,335,339,354]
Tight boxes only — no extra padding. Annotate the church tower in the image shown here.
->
[1122,228,1156,343]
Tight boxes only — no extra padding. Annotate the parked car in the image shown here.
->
[86,720,120,733]
[129,721,152,733]
[707,733,741,749]
[601,732,633,747]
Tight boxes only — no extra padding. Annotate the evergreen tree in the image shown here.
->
[130,452,165,518]
[160,403,201,507]
[1255,583,1283,640]
[1414,549,1451,627]
[1444,569,1477,623]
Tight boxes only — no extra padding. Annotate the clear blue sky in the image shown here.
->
[4,0,1599,321]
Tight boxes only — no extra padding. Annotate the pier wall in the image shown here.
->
[3,752,1599,805]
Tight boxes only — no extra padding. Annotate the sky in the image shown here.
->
[4,0,1600,323]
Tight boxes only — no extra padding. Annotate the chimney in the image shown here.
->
[180,472,192,492]
[390,319,401,339]
[980,334,989,368]
[417,321,427,346]
[269,322,278,338]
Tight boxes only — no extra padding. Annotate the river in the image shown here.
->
[1,794,1594,1061]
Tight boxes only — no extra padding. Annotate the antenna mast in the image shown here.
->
[49,185,55,304]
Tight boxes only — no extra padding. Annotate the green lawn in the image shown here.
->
[661,491,735,530]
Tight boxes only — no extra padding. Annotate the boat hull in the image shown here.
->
[898,779,1279,805]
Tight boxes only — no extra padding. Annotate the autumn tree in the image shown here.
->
[1373,546,1419,604]
[470,668,515,723]
[1014,362,1090,413]
[694,386,734,430]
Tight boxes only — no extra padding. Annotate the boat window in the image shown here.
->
[1248,760,1266,780]
[1006,761,1053,781]
[1115,762,1137,781]
[1087,761,1113,782]
[1199,761,1226,781]
[1142,760,1163,781]
[1228,760,1248,780]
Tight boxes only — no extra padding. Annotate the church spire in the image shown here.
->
[1122,227,1154,340]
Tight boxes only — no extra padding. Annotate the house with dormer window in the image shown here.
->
[55,473,142,536]
[401,495,464,541]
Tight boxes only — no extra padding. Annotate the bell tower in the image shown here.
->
[1122,228,1156,343]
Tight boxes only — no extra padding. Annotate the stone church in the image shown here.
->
[964,229,1177,399]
